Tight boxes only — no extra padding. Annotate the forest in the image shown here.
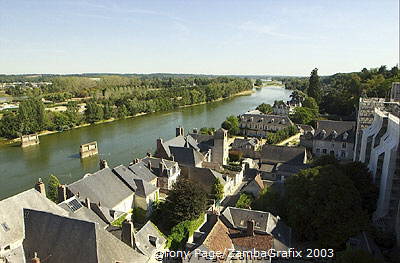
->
[0,76,252,139]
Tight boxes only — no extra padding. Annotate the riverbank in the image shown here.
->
[0,89,254,146]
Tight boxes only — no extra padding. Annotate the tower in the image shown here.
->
[212,128,228,165]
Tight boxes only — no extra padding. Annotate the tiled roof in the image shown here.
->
[228,228,273,251]
[202,220,233,256]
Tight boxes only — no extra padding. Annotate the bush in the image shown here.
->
[236,193,254,209]
[265,125,298,144]
[47,174,60,203]
[166,214,205,250]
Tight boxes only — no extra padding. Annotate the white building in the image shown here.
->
[357,104,400,229]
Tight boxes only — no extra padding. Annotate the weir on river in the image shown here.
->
[0,86,292,199]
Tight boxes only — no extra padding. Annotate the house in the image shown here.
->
[355,105,399,230]
[308,120,356,160]
[231,137,262,153]
[0,188,69,262]
[298,124,315,148]
[66,167,135,214]
[186,207,291,263]
[253,145,308,180]
[156,127,229,166]
[141,156,181,191]
[128,161,158,186]
[22,209,149,263]
[112,165,159,212]
[242,173,265,198]
[134,221,167,260]
[221,207,291,251]
[239,110,293,138]
[182,166,233,197]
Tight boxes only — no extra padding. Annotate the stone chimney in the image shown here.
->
[159,160,165,176]
[192,128,198,134]
[147,160,152,171]
[31,252,40,263]
[246,220,255,236]
[132,158,140,164]
[122,219,135,248]
[58,184,67,203]
[99,159,109,169]
[34,178,46,196]
[176,126,184,137]
[85,197,91,209]
[146,152,152,157]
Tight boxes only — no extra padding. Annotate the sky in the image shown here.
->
[0,0,399,76]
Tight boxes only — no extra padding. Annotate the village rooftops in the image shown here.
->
[67,167,134,209]
[22,209,148,263]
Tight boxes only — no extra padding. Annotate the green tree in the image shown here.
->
[302,96,319,111]
[254,79,263,86]
[211,178,224,202]
[307,68,322,103]
[221,115,240,135]
[290,107,318,125]
[256,103,273,114]
[47,174,60,203]
[164,179,208,227]
[85,101,104,123]
[285,165,368,248]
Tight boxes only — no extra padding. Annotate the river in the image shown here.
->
[0,86,292,199]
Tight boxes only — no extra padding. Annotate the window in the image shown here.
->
[341,150,346,158]
[322,149,327,154]
[331,143,335,148]
[316,148,320,153]
[342,142,347,149]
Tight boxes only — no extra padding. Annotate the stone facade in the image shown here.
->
[211,128,229,165]
[239,110,293,138]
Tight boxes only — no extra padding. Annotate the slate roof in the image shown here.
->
[113,164,138,191]
[0,189,68,251]
[128,162,158,182]
[221,207,291,249]
[169,146,205,167]
[141,157,179,178]
[231,138,259,149]
[135,221,166,257]
[134,179,158,198]
[242,174,264,197]
[22,209,148,263]
[240,113,293,127]
[259,145,306,165]
[67,168,134,209]
[187,167,226,194]
[58,196,108,229]
[159,135,186,157]
[314,120,356,142]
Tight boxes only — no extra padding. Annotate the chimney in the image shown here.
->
[85,197,91,209]
[159,160,165,176]
[146,152,152,157]
[98,201,101,207]
[192,128,198,134]
[58,184,67,203]
[132,158,140,164]
[176,126,184,137]
[171,155,175,162]
[31,252,40,263]
[246,220,255,236]
[34,178,46,196]
[99,159,109,169]
[121,219,135,248]
[147,160,152,171]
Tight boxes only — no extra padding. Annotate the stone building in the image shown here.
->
[356,105,400,231]
[156,127,229,166]
[311,120,356,160]
[20,134,39,147]
[239,110,293,138]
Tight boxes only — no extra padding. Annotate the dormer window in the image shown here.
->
[321,129,326,138]
[281,119,286,125]
[343,132,348,140]
[332,130,338,138]
[271,119,274,123]
[149,235,157,247]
